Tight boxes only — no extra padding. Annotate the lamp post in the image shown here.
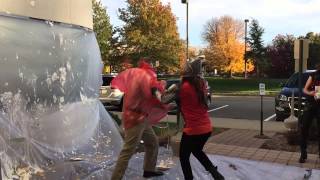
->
[182,0,189,61]
[244,19,249,79]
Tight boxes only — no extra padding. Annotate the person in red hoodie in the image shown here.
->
[110,58,167,179]
[179,58,224,180]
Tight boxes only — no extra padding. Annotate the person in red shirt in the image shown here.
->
[110,58,167,179]
[179,58,224,180]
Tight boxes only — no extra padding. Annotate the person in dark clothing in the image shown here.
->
[300,64,320,163]
[178,57,224,180]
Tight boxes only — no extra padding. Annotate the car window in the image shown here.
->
[285,73,311,88]
[102,76,114,86]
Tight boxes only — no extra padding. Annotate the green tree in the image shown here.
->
[118,0,182,72]
[248,19,266,77]
[92,0,112,64]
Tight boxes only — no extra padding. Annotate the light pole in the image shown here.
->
[182,0,189,61]
[244,19,249,79]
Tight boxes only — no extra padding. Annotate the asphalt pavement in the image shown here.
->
[105,95,277,122]
[209,95,276,121]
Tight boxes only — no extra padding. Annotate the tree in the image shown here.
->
[305,32,320,69]
[203,15,254,76]
[248,19,266,77]
[92,0,112,64]
[266,34,295,78]
[118,0,182,72]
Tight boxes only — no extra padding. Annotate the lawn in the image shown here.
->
[160,75,287,96]
[206,77,287,96]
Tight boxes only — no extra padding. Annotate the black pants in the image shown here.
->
[300,102,320,153]
[179,132,214,180]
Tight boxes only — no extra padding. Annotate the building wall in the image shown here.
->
[0,0,92,29]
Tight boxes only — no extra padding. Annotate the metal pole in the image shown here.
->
[260,95,264,136]
[298,39,303,125]
[186,1,189,61]
[244,19,249,79]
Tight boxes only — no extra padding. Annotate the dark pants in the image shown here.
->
[300,102,320,154]
[179,132,214,180]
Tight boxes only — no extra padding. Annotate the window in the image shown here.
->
[102,76,114,86]
[285,73,311,88]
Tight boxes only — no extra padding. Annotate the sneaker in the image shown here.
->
[143,171,164,178]
[208,166,225,180]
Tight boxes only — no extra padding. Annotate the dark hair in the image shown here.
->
[182,76,208,108]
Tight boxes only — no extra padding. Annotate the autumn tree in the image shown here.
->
[265,34,295,78]
[203,15,254,76]
[92,0,112,64]
[247,19,266,77]
[118,0,182,72]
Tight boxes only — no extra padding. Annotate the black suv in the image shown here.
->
[275,70,315,121]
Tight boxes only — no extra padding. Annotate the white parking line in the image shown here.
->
[264,114,276,122]
[208,105,229,112]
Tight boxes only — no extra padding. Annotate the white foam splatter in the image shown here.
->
[30,1,36,7]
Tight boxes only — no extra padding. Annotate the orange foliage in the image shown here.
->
[203,16,254,75]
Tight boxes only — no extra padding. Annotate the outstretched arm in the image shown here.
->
[303,76,315,96]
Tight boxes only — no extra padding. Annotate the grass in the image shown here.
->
[206,77,287,96]
[160,75,287,96]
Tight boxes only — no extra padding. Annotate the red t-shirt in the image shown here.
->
[179,81,212,135]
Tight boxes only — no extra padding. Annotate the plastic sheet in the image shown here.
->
[122,151,320,180]
[0,15,122,179]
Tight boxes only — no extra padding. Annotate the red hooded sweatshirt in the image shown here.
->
[111,61,167,129]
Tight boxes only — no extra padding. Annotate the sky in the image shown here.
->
[102,0,320,47]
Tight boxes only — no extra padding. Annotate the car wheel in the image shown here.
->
[275,114,285,121]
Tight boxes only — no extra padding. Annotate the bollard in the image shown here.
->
[260,95,264,136]
[0,160,2,180]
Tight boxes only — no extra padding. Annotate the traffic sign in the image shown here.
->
[259,83,266,96]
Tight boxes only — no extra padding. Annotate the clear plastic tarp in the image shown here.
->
[124,152,320,180]
[0,14,122,179]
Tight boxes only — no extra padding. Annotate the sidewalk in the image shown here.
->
[162,115,320,170]
[161,115,286,132]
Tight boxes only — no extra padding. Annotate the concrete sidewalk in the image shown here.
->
[161,115,319,170]
[113,112,286,132]
[160,115,286,132]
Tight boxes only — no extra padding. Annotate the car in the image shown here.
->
[275,70,316,121]
[165,79,212,115]
[99,74,124,109]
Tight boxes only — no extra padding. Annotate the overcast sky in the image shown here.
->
[102,0,320,47]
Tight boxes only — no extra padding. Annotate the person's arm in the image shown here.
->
[303,76,315,96]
